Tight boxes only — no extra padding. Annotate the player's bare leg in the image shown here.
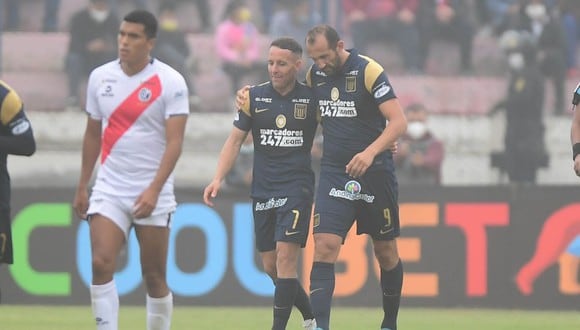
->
[135,224,171,330]
[373,239,403,330]
[90,215,126,330]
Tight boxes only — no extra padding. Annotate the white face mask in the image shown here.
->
[508,52,525,71]
[406,121,427,140]
[525,4,547,21]
[89,8,109,23]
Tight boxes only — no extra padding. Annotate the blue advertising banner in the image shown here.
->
[1,186,579,309]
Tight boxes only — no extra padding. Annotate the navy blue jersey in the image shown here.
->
[306,49,396,171]
[0,80,35,265]
[0,81,34,212]
[235,81,318,199]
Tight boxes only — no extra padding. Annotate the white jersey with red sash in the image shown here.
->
[86,58,189,200]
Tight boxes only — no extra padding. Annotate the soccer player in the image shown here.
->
[204,37,318,330]
[72,10,189,330]
[305,25,407,330]
[0,80,36,301]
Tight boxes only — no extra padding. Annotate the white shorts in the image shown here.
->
[87,191,175,240]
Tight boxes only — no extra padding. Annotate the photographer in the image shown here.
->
[490,30,547,183]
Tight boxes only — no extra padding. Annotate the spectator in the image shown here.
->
[65,0,119,109]
[108,0,149,14]
[485,0,520,35]
[4,0,61,32]
[153,1,201,107]
[417,0,476,74]
[342,0,423,73]
[269,0,321,78]
[490,30,547,183]
[521,0,567,115]
[158,0,212,32]
[270,0,321,43]
[215,0,268,96]
[394,103,444,185]
[558,0,580,77]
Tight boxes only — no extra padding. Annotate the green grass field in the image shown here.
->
[2,305,580,329]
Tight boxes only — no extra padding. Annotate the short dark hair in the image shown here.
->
[123,10,158,39]
[270,37,302,57]
[306,24,340,49]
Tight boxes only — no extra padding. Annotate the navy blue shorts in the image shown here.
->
[314,168,400,241]
[253,195,313,252]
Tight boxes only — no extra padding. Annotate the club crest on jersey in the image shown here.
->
[331,87,339,101]
[294,104,307,119]
[139,88,152,102]
[346,76,356,92]
[276,114,286,128]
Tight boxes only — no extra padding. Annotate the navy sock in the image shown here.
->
[380,260,403,330]
[295,284,314,320]
[272,278,298,330]
[309,262,335,330]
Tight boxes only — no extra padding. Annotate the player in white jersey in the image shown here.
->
[73,10,189,330]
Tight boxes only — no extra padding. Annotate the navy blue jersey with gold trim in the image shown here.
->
[235,81,318,199]
[0,80,35,211]
[306,49,396,171]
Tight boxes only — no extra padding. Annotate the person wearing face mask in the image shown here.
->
[394,103,444,185]
[215,0,269,97]
[490,30,548,183]
[64,0,119,110]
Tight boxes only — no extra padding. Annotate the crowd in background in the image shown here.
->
[1,0,580,186]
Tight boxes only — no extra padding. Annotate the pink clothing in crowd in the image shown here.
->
[342,0,418,19]
[215,19,260,62]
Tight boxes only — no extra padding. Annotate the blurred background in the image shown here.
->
[2,0,580,187]
[2,0,580,310]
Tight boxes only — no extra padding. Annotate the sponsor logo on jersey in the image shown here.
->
[255,197,288,211]
[292,98,310,104]
[100,85,114,97]
[319,99,357,117]
[346,76,356,92]
[174,90,185,99]
[294,104,307,119]
[329,180,375,203]
[255,108,269,113]
[374,84,391,99]
[259,128,304,147]
[10,118,30,135]
[255,97,272,103]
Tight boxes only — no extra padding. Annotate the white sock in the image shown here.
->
[146,292,173,330]
[90,280,119,330]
